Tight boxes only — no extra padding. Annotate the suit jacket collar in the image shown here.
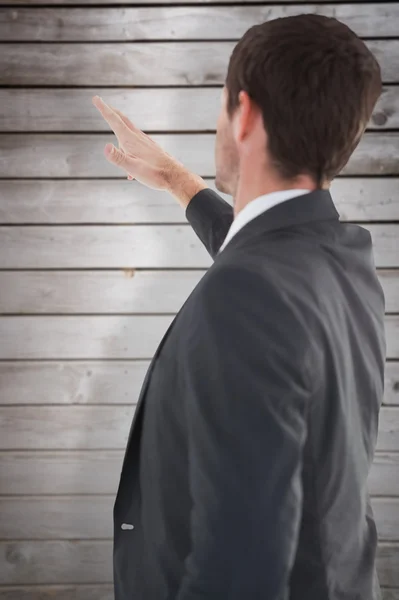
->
[219,189,340,254]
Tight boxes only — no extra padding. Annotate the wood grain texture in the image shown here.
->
[0,361,150,405]
[0,495,397,540]
[1,359,398,406]
[0,315,397,359]
[2,178,399,224]
[0,225,211,269]
[2,87,398,132]
[0,316,174,359]
[385,362,399,406]
[2,5,399,41]
[0,540,113,585]
[0,270,204,313]
[0,223,397,269]
[0,406,396,450]
[0,539,396,585]
[0,585,114,600]
[1,133,398,178]
[0,450,396,495]
[0,269,397,314]
[0,41,398,85]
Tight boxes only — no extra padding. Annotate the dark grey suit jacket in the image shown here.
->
[113,188,386,600]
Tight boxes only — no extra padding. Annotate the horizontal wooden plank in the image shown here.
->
[0,225,211,268]
[0,270,204,313]
[2,5,399,41]
[0,406,396,450]
[0,315,397,359]
[0,495,397,541]
[0,41,397,86]
[0,316,174,359]
[378,545,399,588]
[0,361,150,405]
[0,585,114,600]
[1,359,398,406]
[0,269,397,314]
[0,450,396,495]
[0,450,122,495]
[382,591,399,600]
[0,540,113,585]
[1,133,398,179]
[0,223,397,269]
[0,539,396,585]
[385,363,399,406]
[2,87,398,132]
[2,178,399,224]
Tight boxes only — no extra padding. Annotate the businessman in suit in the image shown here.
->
[93,13,386,600]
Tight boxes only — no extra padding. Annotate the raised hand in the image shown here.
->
[92,96,183,191]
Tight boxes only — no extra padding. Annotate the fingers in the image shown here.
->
[109,105,136,132]
[92,96,129,140]
[105,143,134,172]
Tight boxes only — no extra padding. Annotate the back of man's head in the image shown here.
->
[225,14,382,187]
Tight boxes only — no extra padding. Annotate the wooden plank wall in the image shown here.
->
[0,1,398,598]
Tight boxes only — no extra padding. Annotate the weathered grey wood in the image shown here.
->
[0,315,397,359]
[0,450,122,494]
[1,5,399,41]
[377,545,399,587]
[382,590,399,600]
[1,360,397,406]
[1,133,398,178]
[0,406,134,450]
[0,270,204,314]
[2,178,399,224]
[0,41,397,85]
[0,361,150,405]
[0,225,211,268]
[377,408,399,452]
[0,269,397,314]
[1,133,398,179]
[0,405,396,450]
[0,316,174,359]
[0,585,114,600]
[373,498,399,542]
[0,495,396,540]
[369,454,399,496]
[385,362,399,406]
[386,317,399,359]
[0,496,115,540]
[0,539,396,585]
[0,223,397,269]
[2,87,397,132]
[0,450,396,495]
[0,540,113,585]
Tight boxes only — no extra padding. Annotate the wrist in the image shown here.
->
[166,162,208,209]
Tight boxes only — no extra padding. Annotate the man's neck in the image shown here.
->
[233,174,327,217]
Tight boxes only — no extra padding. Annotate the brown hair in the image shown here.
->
[225,14,382,186]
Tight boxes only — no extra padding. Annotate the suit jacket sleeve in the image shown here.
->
[185,188,234,258]
[177,264,312,600]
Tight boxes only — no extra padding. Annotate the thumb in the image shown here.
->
[104,143,132,171]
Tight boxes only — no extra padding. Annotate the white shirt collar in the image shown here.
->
[218,189,310,253]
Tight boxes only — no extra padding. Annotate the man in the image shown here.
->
[93,13,386,600]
